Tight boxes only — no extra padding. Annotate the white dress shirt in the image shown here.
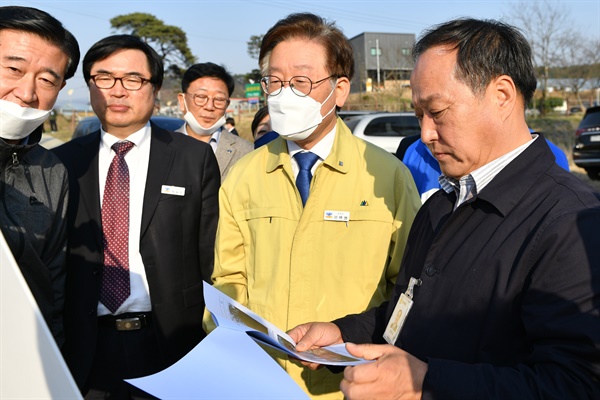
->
[287,124,337,179]
[98,123,152,315]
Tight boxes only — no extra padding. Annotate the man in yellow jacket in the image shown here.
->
[204,12,421,399]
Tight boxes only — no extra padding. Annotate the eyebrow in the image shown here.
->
[413,93,444,108]
[3,55,62,80]
[190,87,228,95]
[269,64,315,75]
[93,68,146,78]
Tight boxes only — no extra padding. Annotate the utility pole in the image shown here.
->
[376,38,381,89]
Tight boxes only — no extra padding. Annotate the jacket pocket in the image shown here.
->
[348,208,394,223]
[234,206,294,222]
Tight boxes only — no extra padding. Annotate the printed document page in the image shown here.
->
[204,281,369,366]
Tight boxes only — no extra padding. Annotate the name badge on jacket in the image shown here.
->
[161,185,185,196]
[384,277,421,345]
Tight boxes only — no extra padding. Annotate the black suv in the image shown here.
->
[573,106,600,180]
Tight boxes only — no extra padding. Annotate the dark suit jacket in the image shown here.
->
[335,137,600,399]
[53,123,220,390]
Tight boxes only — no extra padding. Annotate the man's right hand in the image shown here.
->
[288,322,344,369]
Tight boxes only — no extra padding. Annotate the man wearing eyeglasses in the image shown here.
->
[176,62,253,181]
[53,34,220,398]
[203,13,421,398]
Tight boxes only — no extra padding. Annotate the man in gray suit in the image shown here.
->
[177,62,253,181]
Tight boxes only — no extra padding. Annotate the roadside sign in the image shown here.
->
[245,83,262,99]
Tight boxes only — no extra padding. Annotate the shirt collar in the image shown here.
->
[287,124,337,161]
[101,121,151,150]
[440,134,538,210]
[209,127,222,144]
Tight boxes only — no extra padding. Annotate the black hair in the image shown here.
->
[0,6,80,80]
[83,34,164,89]
[181,62,235,96]
[413,18,537,105]
[251,106,269,138]
[259,12,354,81]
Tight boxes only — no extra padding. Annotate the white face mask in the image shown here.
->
[267,84,336,141]
[183,98,226,136]
[0,99,50,141]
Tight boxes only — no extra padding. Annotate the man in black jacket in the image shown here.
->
[0,5,79,346]
[289,18,600,399]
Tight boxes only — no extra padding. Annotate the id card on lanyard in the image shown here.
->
[383,277,421,345]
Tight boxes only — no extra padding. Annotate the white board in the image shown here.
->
[0,231,81,399]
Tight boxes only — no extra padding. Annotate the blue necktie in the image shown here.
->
[294,151,320,207]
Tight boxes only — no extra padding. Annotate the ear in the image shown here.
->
[492,75,518,120]
[177,93,187,114]
[334,77,351,108]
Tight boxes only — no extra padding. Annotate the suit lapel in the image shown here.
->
[215,130,235,178]
[141,125,175,237]
[78,132,103,247]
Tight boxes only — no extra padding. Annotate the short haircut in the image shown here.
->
[251,106,269,138]
[413,18,537,105]
[258,12,354,81]
[83,34,164,90]
[0,6,80,80]
[225,117,235,126]
[181,62,235,96]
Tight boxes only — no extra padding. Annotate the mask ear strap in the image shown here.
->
[320,80,337,106]
[320,80,338,119]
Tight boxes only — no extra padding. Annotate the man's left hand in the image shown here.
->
[340,343,428,400]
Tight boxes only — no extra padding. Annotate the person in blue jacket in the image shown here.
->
[400,131,570,202]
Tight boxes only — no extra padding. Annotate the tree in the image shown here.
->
[247,34,264,60]
[554,34,596,110]
[507,0,571,115]
[110,13,196,78]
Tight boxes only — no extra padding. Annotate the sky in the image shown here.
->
[3,0,599,107]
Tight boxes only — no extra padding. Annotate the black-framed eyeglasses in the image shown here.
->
[90,74,152,91]
[260,75,336,97]
[185,93,230,110]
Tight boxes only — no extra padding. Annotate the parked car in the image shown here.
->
[72,115,184,139]
[343,112,421,153]
[573,106,600,180]
[337,110,378,121]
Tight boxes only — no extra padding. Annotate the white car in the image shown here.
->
[343,112,421,153]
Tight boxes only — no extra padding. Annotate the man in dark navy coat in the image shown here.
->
[53,35,219,398]
[289,18,600,400]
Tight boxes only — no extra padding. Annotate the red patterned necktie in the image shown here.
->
[100,141,135,314]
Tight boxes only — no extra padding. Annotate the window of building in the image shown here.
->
[370,47,382,56]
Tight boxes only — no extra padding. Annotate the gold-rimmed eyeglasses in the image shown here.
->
[260,75,336,97]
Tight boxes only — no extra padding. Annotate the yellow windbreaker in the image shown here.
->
[205,119,420,399]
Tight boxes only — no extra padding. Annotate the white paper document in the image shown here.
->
[127,282,370,398]
[203,282,369,366]
[126,327,309,399]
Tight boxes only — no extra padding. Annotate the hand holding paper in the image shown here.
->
[204,282,371,367]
